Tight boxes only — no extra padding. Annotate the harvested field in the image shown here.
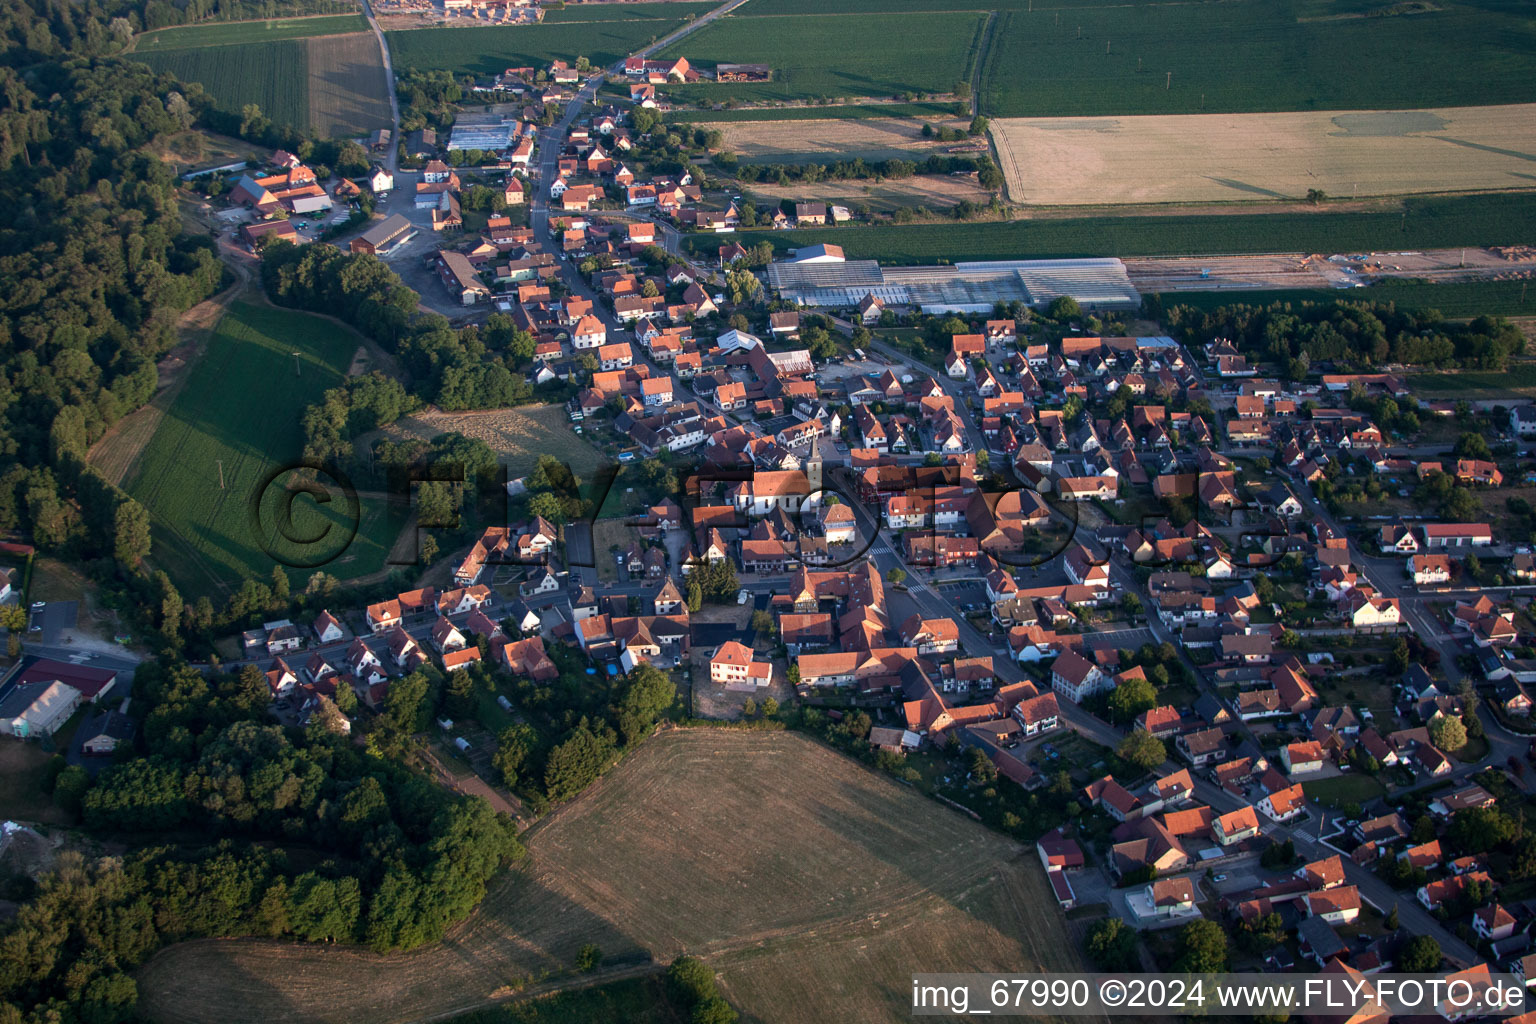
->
[991,104,1536,206]
[306,31,393,138]
[706,115,971,162]
[132,14,367,50]
[745,174,994,211]
[375,404,608,483]
[136,729,1081,1024]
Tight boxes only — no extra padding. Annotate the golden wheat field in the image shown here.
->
[990,103,1536,205]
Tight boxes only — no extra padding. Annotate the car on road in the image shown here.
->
[1212,874,1227,883]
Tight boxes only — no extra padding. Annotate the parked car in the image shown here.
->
[737,589,750,605]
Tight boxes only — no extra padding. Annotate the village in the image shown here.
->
[76,46,1536,999]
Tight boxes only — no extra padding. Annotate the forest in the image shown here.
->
[1159,297,1528,377]
[2,655,525,1022]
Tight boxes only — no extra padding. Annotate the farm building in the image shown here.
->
[351,214,418,255]
[437,251,491,305]
[716,63,772,82]
[766,257,1139,313]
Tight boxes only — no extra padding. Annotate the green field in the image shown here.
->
[133,14,367,50]
[655,11,986,103]
[689,193,1536,263]
[387,15,701,76]
[125,302,398,597]
[540,1,717,22]
[979,0,1536,117]
[134,41,310,131]
[665,101,960,121]
[1161,278,1536,319]
[1408,364,1536,398]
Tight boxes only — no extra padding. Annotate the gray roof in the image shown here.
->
[0,681,51,719]
[766,257,1139,312]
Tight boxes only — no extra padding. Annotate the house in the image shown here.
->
[1282,740,1327,775]
[76,710,135,757]
[1475,903,1519,942]
[366,599,403,633]
[1306,885,1362,925]
[313,610,346,644]
[1177,727,1227,767]
[1050,650,1109,703]
[1407,553,1454,586]
[1260,783,1307,822]
[1421,523,1493,549]
[709,640,772,689]
[1213,805,1261,846]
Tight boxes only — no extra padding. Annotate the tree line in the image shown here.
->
[1160,297,1527,376]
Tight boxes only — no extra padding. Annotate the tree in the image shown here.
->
[967,745,998,785]
[762,697,779,718]
[686,581,703,612]
[1107,677,1158,723]
[1046,296,1081,321]
[491,723,534,788]
[1117,731,1166,772]
[968,115,989,136]
[113,499,151,566]
[617,664,676,745]
[1398,935,1442,972]
[1449,806,1516,854]
[750,609,775,634]
[1174,919,1228,974]
[1385,904,1399,930]
[576,943,602,971]
[886,567,907,585]
[1085,918,1139,970]
[1429,714,1467,753]
[527,491,566,524]
[52,765,91,814]
[1454,431,1493,460]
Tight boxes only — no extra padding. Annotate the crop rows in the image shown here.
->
[655,11,984,104]
[135,41,311,131]
[124,302,393,597]
[386,17,700,77]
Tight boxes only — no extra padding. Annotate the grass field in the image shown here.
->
[685,192,1536,263]
[1160,278,1536,319]
[991,105,1536,205]
[705,115,971,162]
[135,41,310,131]
[978,0,1536,118]
[654,12,985,104]
[306,32,393,137]
[135,729,1080,1024]
[666,101,961,122]
[1409,363,1536,398]
[132,14,368,50]
[1301,773,1387,809]
[374,404,608,483]
[540,1,717,22]
[123,302,398,598]
[386,16,701,76]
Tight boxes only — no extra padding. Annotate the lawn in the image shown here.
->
[1301,773,1387,809]
[136,728,1083,1024]
[540,1,717,22]
[979,0,1536,117]
[685,192,1536,263]
[655,11,986,104]
[134,41,310,131]
[386,17,701,76]
[124,301,399,598]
